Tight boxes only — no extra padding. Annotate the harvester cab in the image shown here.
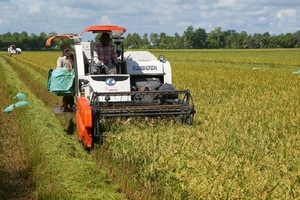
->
[46,25,195,149]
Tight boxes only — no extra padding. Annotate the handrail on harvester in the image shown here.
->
[45,24,126,47]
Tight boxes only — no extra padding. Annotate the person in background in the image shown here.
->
[57,44,74,112]
[92,32,118,74]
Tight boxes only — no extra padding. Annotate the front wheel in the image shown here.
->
[93,117,104,146]
[182,112,194,125]
[173,108,195,126]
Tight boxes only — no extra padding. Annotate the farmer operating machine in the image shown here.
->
[47,25,195,149]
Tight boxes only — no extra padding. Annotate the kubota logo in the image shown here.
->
[105,78,116,86]
[132,65,158,71]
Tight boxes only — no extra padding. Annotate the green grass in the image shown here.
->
[0,53,125,199]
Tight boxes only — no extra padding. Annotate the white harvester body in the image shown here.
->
[75,42,172,103]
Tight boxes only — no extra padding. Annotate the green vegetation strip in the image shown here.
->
[5,54,59,106]
[0,54,124,199]
[0,59,36,199]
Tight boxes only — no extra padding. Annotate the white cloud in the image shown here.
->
[28,4,40,14]
[216,0,237,7]
[0,0,299,36]
[99,16,112,24]
[275,9,299,33]
[258,17,267,22]
[277,9,296,19]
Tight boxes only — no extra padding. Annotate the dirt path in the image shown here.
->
[0,57,37,200]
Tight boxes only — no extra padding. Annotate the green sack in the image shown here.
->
[47,68,75,96]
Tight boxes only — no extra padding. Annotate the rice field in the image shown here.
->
[0,49,299,199]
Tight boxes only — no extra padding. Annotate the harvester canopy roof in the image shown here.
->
[80,25,126,37]
[45,33,78,47]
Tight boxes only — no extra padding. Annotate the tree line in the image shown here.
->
[1,26,300,50]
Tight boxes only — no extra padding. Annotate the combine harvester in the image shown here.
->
[47,25,195,149]
[8,45,21,55]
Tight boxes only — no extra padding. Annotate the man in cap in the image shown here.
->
[56,44,74,112]
[57,44,73,70]
[92,32,118,74]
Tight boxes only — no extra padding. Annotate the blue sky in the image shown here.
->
[0,0,299,40]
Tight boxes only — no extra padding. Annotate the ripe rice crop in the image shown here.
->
[1,49,300,199]
[100,49,300,199]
